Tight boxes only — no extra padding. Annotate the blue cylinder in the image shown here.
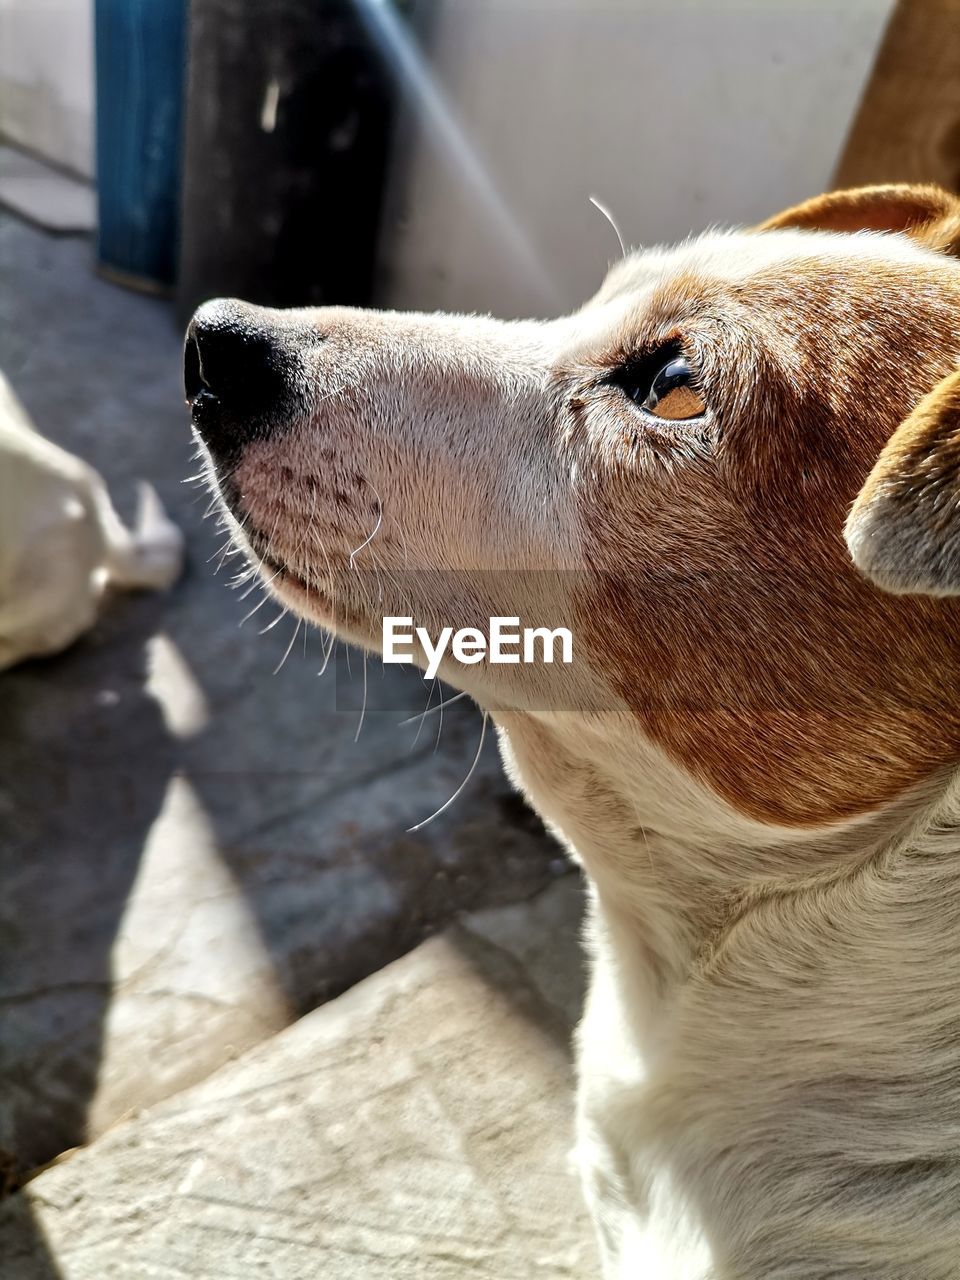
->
[94,0,187,292]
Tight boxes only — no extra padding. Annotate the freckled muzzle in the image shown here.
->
[184,297,307,463]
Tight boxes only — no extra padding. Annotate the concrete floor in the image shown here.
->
[2,880,593,1280]
[0,212,571,1226]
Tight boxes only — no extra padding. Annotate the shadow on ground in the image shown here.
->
[0,214,573,1269]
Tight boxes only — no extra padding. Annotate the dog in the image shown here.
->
[187,183,960,1278]
[0,371,183,670]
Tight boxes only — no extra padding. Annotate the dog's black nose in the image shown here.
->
[185,298,287,405]
[185,299,294,452]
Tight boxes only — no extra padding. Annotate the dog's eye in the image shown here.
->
[625,355,706,421]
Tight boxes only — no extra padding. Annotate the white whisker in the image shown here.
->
[408,710,487,832]
[435,683,444,753]
[410,678,437,749]
[317,630,337,677]
[354,651,369,742]
[238,508,284,600]
[589,193,627,260]
[213,538,240,573]
[207,537,233,565]
[240,567,284,623]
[229,564,258,589]
[238,575,263,602]
[259,608,289,635]
[398,689,467,728]
[272,617,303,675]
[349,479,383,568]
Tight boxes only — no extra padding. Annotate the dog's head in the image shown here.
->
[188,184,960,832]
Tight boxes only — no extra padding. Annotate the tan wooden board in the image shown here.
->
[835,0,960,192]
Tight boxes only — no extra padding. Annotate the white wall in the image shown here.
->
[0,0,896,308]
[0,0,95,177]
[378,0,895,318]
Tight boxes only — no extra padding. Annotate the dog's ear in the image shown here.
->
[759,184,960,256]
[845,369,960,595]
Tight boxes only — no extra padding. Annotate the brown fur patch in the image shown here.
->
[758,182,960,256]
[574,255,960,826]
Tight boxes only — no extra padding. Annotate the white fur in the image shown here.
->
[194,223,960,1277]
[501,709,960,1278]
[0,371,183,670]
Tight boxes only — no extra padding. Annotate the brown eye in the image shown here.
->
[638,356,706,421]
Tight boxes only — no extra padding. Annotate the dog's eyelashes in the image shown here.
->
[618,353,707,423]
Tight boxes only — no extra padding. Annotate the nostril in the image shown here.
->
[185,298,300,455]
[183,332,206,403]
[184,300,289,409]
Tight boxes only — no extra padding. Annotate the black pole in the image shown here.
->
[177,0,400,322]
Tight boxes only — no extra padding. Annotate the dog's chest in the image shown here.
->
[580,879,960,1279]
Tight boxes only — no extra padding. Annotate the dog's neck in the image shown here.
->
[498,708,960,1019]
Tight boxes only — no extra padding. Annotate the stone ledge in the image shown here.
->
[0,879,595,1279]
